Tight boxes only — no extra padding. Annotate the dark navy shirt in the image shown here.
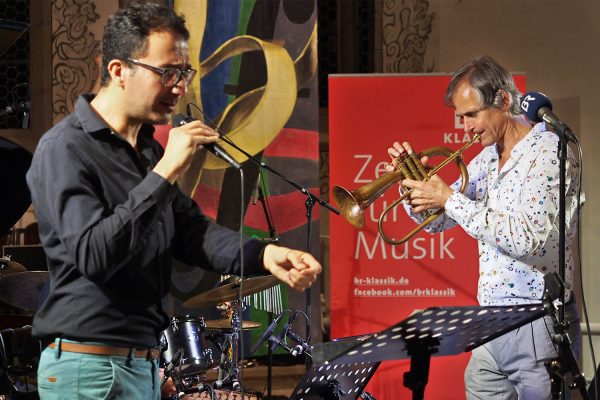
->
[26,94,266,347]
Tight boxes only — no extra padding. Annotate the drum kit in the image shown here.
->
[0,266,276,399]
[160,275,277,399]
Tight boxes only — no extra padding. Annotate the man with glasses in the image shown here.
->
[386,56,581,399]
[26,2,322,399]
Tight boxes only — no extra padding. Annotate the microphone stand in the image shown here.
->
[188,104,340,372]
[549,123,580,399]
[543,273,589,400]
[558,123,568,399]
[254,175,279,246]
[254,181,278,399]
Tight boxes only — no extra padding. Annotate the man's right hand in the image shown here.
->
[153,120,218,184]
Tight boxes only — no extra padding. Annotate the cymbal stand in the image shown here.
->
[215,298,243,391]
[188,104,339,372]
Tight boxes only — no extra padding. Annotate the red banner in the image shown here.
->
[329,74,526,398]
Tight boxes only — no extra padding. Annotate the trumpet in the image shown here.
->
[332,134,480,245]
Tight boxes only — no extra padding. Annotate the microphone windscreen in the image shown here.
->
[520,91,552,123]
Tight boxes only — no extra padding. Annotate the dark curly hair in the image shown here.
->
[100,0,189,86]
[444,55,522,115]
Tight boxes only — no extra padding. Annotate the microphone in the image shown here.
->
[286,329,312,357]
[519,91,578,143]
[271,310,297,353]
[268,333,294,354]
[172,113,242,169]
[250,310,285,354]
[0,101,30,118]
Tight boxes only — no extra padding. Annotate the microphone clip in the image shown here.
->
[267,310,313,358]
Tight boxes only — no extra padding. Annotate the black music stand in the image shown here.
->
[290,360,379,400]
[306,304,548,400]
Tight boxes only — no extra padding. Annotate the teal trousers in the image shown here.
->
[37,339,160,400]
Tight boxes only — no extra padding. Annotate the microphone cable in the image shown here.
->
[184,103,247,396]
[573,141,596,399]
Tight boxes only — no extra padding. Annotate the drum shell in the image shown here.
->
[161,317,213,376]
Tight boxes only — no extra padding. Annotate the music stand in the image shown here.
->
[308,304,547,400]
[290,356,379,400]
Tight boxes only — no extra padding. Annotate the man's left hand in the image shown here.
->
[262,245,322,291]
[402,175,453,213]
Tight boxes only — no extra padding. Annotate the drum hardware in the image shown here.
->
[208,297,261,332]
[204,319,261,331]
[175,276,279,395]
[160,349,187,398]
[332,133,480,244]
[161,352,216,400]
[213,298,244,392]
[0,325,41,399]
[252,309,312,359]
[0,272,48,311]
[181,275,278,308]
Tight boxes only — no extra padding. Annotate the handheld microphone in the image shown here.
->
[519,91,578,143]
[250,310,285,354]
[172,113,242,169]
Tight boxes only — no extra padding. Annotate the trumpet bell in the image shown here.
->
[332,186,366,229]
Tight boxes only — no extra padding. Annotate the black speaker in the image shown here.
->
[1,245,47,271]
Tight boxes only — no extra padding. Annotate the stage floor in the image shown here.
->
[204,363,307,398]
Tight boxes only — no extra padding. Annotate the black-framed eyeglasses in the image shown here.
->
[125,58,197,87]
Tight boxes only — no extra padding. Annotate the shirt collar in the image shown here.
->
[510,122,545,158]
[74,93,156,139]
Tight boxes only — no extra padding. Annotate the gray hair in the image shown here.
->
[444,55,522,115]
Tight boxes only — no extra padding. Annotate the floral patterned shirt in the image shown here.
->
[423,123,580,306]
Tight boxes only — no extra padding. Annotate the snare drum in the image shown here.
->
[161,316,214,376]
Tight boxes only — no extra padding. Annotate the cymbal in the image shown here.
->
[205,319,261,330]
[0,271,48,311]
[182,275,279,308]
[0,257,27,276]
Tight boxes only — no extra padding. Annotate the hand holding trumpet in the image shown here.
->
[332,134,477,245]
[386,141,454,213]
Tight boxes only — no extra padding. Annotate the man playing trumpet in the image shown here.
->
[386,55,581,399]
